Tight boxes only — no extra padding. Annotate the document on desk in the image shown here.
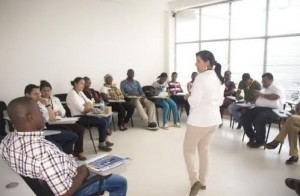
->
[108,99,125,103]
[87,112,113,118]
[272,109,291,118]
[48,117,79,125]
[86,154,127,175]
[236,103,256,108]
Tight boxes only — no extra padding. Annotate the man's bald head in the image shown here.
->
[127,69,134,80]
[7,97,45,132]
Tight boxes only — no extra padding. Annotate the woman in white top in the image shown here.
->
[66,77,113,152]
[183,50,224,196]
[40,80,87,160]
[152,72,181,129]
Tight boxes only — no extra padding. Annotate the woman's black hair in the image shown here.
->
[40,80,52,90]
[171,72,177,76]
[196,50,224,84]
[71,77,83,86]
[157,72,168,79]
[83,76,90,81]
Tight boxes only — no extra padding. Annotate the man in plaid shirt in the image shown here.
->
[0,97,127,196]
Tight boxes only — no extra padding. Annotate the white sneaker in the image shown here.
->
[163,124,169,130]
[174,122,181,128]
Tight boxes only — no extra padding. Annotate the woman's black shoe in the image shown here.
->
[286,156,299,165]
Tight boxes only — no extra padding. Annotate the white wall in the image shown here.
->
[0,0,171,103]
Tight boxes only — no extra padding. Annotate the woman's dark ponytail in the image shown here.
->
[214,62,224,84]
[196,50,224,84]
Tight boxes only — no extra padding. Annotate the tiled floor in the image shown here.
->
[81,114,299,196]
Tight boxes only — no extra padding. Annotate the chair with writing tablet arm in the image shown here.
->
[21,173,110,196]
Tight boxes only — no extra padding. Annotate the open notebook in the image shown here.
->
[86,154,126,175]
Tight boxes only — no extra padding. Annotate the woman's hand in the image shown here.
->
[184,94,191,100]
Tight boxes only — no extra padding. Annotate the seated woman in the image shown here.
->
[83,76,101,103]
[66,77,113,152]
[187,72,198,94]
[82,76,112,130]
[265,102,300,165]
[152,72,181,129]
[168,72,190,116]
[100,74,135,131]
[40,80,87,160]
[219,71,236,127]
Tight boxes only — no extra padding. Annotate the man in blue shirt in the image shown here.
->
[120,69,158,130]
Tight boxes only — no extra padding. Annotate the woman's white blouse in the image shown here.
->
[187,70,225,127]
[66,89,92,116]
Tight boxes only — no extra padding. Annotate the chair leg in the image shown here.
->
[88,127,97,154]
[242,132,245,141]
[264,123,272,149]
[130,117,134,127]
[156,108,160,126]
[112,115,116,132]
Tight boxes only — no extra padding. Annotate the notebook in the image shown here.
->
[86,154,126,174]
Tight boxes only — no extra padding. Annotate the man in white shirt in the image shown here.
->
[240,73,284,148]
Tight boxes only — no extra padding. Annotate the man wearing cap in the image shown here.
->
[227,73,261,128]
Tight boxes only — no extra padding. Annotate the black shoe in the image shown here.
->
[147,122,158,130]
[286,156,299,165]
[246,139,255,146]
[264,140,279,149]
[285,178,300,195]
[118,125,126,131]
[98,145,112,152]
[236,123,242,129]
[248,142,264,148]
[105,140,114,147]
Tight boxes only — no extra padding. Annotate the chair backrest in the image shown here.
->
[54,93,67,102]
[20,175,54,196]
[54,94,71,117]
[0,101,13,135]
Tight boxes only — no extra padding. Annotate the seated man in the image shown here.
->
[0,97,127,196]
[228,73,261,129]
[265,101,300,165]
[120,69,158,130]
[25,84,77,154]
[240,73,284,148]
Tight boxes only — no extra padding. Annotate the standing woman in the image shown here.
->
[183,50,224,196]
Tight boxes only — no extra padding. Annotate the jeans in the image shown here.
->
[240,107,278,144]
[228,103,242,123]
[45,130,78,154]
[77,116,108,143]
[75,174,127,196]
[155,98,179,124]
[170,95,190,116]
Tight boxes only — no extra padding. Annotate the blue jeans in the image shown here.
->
[77,116,108,143]
[75,174,127,196]
[45,130,78,154]
[155,98,179,124]
[228,103,242,123]
[240,107,278,144]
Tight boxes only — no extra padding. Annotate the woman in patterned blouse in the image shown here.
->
[100,74,135,131]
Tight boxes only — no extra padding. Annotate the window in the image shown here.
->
[174,0,300,96]
[201,4,229,40]
[175,43,199,90]
[231,0,266,38]
[176,9,199,42]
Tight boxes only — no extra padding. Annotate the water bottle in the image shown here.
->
[99,99,105,112]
